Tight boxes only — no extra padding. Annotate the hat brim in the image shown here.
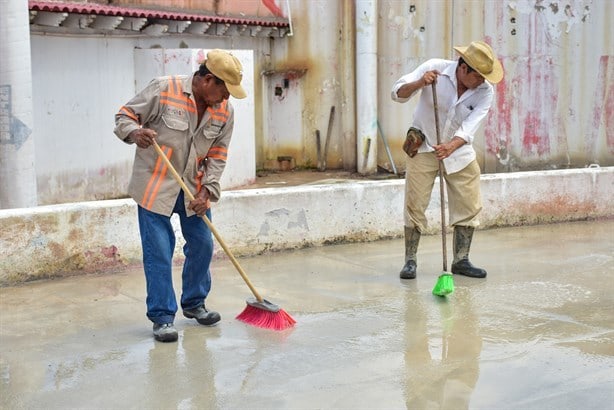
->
[226,83,247,99]
[454,46,504,84]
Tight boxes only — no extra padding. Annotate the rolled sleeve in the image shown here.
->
[391,73,418,103]
[455,130,473,144]
[113,79,161,142]
[391,59,450,103]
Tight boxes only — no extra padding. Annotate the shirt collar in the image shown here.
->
[182,74,195,97]
[442,61,458,88]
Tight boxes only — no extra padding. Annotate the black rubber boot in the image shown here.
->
[400,227,421,279]
[451,226,487,278]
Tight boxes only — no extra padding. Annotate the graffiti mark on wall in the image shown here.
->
[485,73,511,165]
[262,0,284,18]
[0,85,32,149]
[589,55,614,156]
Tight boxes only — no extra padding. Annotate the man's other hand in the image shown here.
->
[188,189,211,216]
[129,128,157,149]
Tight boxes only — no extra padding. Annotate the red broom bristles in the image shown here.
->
[236,304,296,331]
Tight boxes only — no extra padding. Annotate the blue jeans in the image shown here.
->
[138,191,213,324]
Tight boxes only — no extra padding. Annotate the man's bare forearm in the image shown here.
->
[396,78,427,99]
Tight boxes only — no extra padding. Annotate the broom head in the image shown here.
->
[432,272,455,297]
[236,297,296,331]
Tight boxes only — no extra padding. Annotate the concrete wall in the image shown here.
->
[30,35,261,205]
[1,167,612,286]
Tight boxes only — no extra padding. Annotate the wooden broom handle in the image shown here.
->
[432,82,448,272]
[152,140,264,302]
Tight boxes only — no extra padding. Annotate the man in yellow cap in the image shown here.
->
[114,49,247,342]
[391,40,503,280]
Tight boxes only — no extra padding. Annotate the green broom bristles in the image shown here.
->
[432,272,454,297]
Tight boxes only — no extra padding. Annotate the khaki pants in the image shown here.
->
[404,153,482,232]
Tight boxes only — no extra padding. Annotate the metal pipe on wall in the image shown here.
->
[341,0,357,170]
[355,0,378,175]
[0,0,37,209]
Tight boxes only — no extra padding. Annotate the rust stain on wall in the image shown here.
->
[48,241,65,259]
[1,208,134,286]
[507,194,599,225]
[482,1,612,171]
[591,55,614,155]
[68,227,81,242]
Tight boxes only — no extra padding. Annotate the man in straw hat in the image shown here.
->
[391,40,503,280]
[114,49,247,342]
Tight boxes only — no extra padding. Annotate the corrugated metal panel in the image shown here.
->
[380,0,613,172]
[484,0,614,171]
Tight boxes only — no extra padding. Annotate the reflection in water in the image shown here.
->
[403,288,482,409]
[144,327,218,409]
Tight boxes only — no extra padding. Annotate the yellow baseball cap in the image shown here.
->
[204,49,247,99]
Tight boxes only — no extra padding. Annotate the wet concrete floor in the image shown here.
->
[1,220,613,410]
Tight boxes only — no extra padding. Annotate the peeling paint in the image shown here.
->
[590,55,614,156]
[288,209,309,230]
[383,0,612,173]
[258,220,270,236]
[385,4,423,41]
[510,0,591,39]
[265,208,291,218]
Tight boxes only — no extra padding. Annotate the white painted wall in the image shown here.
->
[31,36,135,204]
[30,35,261,205]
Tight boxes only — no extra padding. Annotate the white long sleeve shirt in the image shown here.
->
[391,58,494,174]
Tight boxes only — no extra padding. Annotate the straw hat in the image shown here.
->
[453,41,503,84]
[204,49,247,99]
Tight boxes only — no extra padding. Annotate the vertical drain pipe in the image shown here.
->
[355,0,378,175]
[340,0,356,170]
[0,0,37,208]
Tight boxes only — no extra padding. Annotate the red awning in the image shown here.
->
[29,1,289,28]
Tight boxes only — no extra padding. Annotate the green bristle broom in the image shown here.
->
[431,82,455,297]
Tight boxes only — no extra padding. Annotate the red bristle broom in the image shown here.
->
[153,141,296,331]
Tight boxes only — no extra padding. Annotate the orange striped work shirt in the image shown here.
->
[114,74,234,216]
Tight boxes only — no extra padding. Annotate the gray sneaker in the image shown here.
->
[183,305,221,326]
[152,323,178,342]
